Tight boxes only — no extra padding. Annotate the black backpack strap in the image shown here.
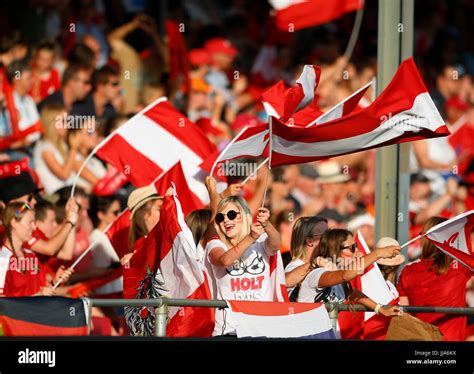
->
[289,284,301,302]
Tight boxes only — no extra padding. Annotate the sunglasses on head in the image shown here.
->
[215,210,240,224]
[15,203,33,217]
[341,243,357,253]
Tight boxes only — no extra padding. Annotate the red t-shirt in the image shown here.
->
[23,228,62,278]
[0,246,47,297]
[30,68,61,102]
[397,259,472,341]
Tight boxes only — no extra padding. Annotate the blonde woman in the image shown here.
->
[204,177,282,336]
[33,103,82,194]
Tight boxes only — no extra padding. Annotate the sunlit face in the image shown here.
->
[81,124,100,150]
[12,210,36,243]
[218,202,243,240]
[36,209,58,239]
[104,76,121,101]
[35,49,55,72]
[17,69,33,93]
[340,235,356,259]
[144,199,163,232]
[72,70,92,100]
[99,200,121,226]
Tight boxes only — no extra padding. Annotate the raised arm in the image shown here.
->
[209,224,264,268]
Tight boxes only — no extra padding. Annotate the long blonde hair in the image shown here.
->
[290,216,328,261]
[40,102,68,160]
[128,199,159,251]
[214,196,252,249]
[421,216,451,274]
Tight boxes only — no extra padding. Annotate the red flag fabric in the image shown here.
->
[123,191,214,337]
[95,98,216,189]
[424,210,474,270]
[262,65,321,122]
[199,124,270,175]
[270,0,364,31]
[270,58,450,167]
[105,161,205,259]
[165,20,191,93]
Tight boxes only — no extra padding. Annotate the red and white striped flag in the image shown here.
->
[199,124,270,175]
[269,58,450,167]
[307,81,372,127]
[262,65,321,122]
[124,190,214,337]
[95,98,216,188]
[355,231,398,340]
[228,301,334,338]
[105,161,206,259]
[424,211,474,270]
[270,0,364,31]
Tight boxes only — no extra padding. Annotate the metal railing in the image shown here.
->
[85,298,474,337]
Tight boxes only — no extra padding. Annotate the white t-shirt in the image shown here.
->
[33,140,75,194]
[75,154,107,191]
[285,259,346,304]
[89,229,122,295]
[205,234,274,336]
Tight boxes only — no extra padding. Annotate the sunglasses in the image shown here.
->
[215,210,240,224]
[340,243,357,253]
[15,202,33,217]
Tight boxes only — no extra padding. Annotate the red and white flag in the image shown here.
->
[307,80,372,127]
[262,65,321,122]
[424,210,474,270]
[123,189,214,337]
[355,231,398,340]
[199,124,270,176]
[270,58,449,167]
[228,301,334,338]
[95,98,216,189]
[104,161,206,259]
[270,0,364,31]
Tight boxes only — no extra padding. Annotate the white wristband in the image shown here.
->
[374,304,382,315]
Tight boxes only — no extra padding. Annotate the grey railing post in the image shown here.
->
[154,303,169,337]
[327,303,339,334]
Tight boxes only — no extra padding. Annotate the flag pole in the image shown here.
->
[261,117,273,208]
[399,234,424,250]
[52,238,102,289]
[306,80,373,128]
[69,96,168,199]
[210,126,249,178]
[242,157,269,185]
[343,6,364,61]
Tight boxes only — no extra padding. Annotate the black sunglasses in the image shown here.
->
[341,243,357,253]
[215,210,240,224]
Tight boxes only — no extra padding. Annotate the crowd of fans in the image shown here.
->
[0,0,474,339]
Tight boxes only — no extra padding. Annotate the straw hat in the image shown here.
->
[127,185,160,219]
[316,161,350,184]
[376,236,406,266]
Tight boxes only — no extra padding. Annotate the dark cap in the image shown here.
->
[299,164,318,179]
[317,208,346,223]
[0,172,40,203]
[410,173,430,185]
[308,216,329,237]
